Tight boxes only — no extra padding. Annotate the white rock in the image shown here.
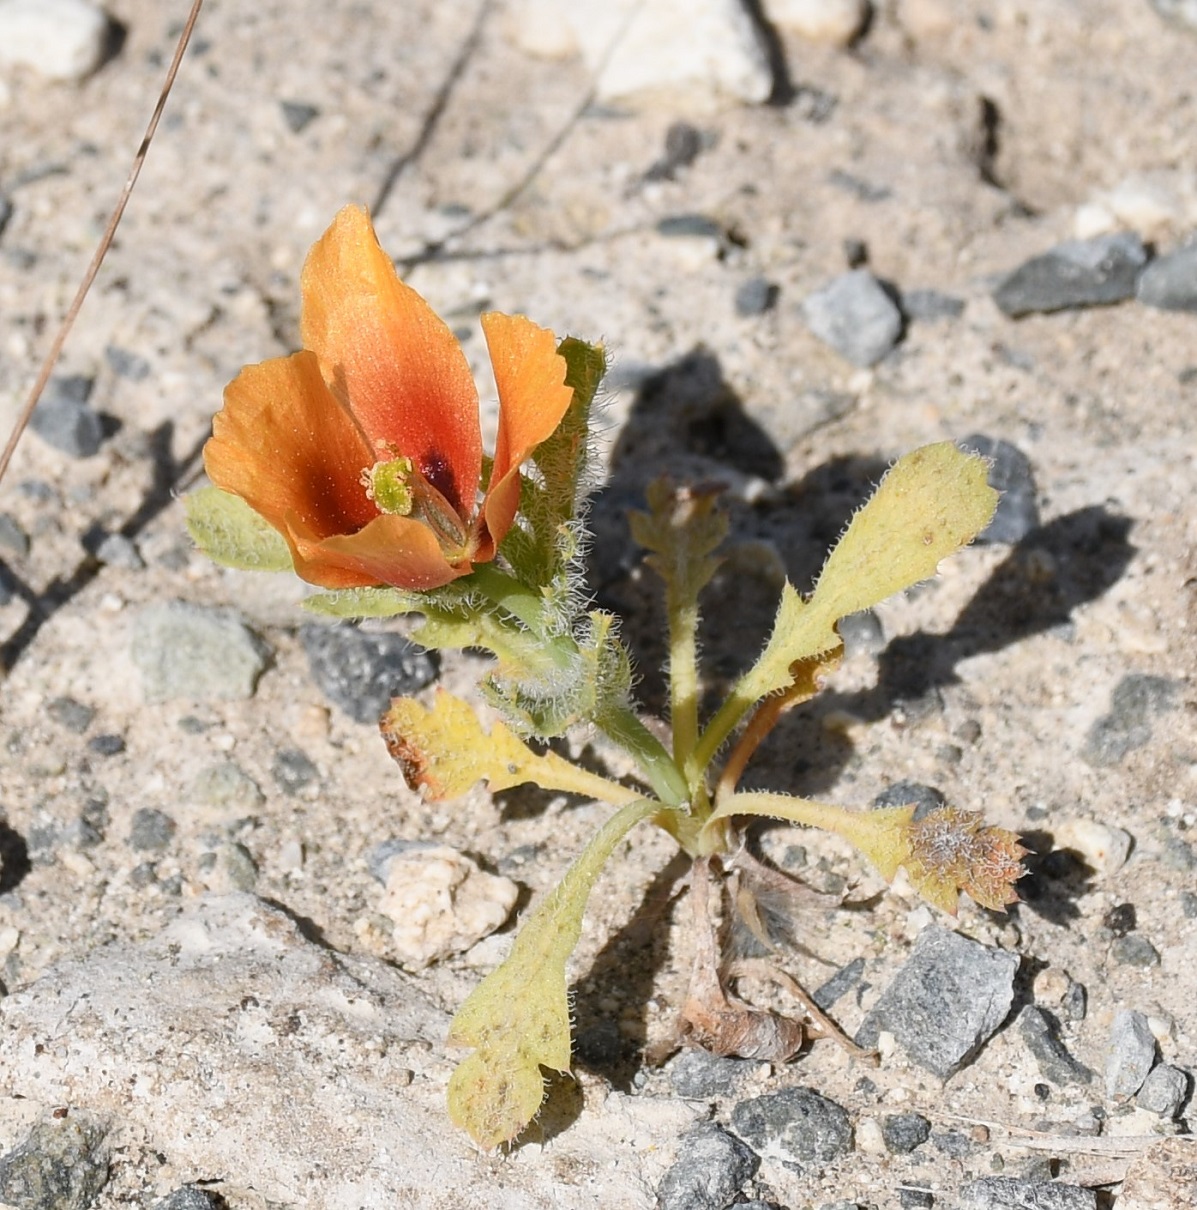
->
[1053,817,1134,876]
[0,894,696,1207]
[564,0,774,106]
[502,0,580,59]
[763,0,869,45]
[379,844,519,968]
[0,0,110,81]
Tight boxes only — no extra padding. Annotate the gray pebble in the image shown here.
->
[88,733,125,757]
[812,955,866,1010]
[900,288,966,321]
[873,781,946,820]
[1104,1009,1157,1100]
[992,232,1148,317]
[656,1122,760,1210]
[367,838,441,883]
[1137,240,1197,312]
[46,696,94,733]
[837,609,885,657]
[666,1049,765,1098]
[1135,1062,1189,1118]
[1151,0,1197,27]
[855,926,1018,1078]
[881,1112,931,1154]
[0,195,11,239]
[1181,891,1197,919]
[0,512,29,557]
[931,1129,976,1158]
[657,213,724,240]
[128,861,158,889]
[217,841,259,891]
[1017,1005,1092,1087]
[802,269,903,367]
[0,1111,110,1209]
[645,121,705,181]
[958,434,1040,543]
[299,623,437,724]
[132,602,271,702]
[189,762,265,812]
[898,1189,934,1210]
[272,748,319,796]
[280,100,320,133]
[31,375,104,458]
[960,1176,1097,1210]
[104,345,152,381]
[128,807,176,852]
[734,276,778,317]
[730,1087,853,1173]
[1081,673,1180,767]
[94,532,144,570]
[1110,934,1160,968]
[154,1187,224,1210]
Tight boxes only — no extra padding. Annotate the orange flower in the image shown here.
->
[204,205,574,591]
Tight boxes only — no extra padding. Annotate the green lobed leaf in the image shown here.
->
[301,586,424,619]
[184,487,293,572]
[446,798,657,1149]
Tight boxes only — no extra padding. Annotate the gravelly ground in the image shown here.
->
[1,1,1196,1206]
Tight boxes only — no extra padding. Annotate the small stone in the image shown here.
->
[764,0,869,45]
[272,748,319,796]
[0,512,29,557]
[129,861,158,889]
[1081,674,1179,768]
[837,609,885,656]
[30,374,104,458]
[189,761,265,814]
[1102,902,1136,936]
[1181,891,1197,919]
[1051,818,1133,875]
[881,1111,931,1154]
[378,845,518,968]
[656,1122,760,1210]
[1136,1063,1189,1118]
[730,1087,853,1172]
[299,623,438,724]
[128,807,176,852]
[802,269,903,367]
[873,781,946,820]
[206,841,259,893]
[898,1189,934,1210]
[46,695,94,733]
[0,1110,110,1207]
[901,288,965,321]
[1110,935,1160,968]
[734,276,778,317]
[132,603,271,702]
[958,435,1040,544]
[104,345,151,381]
[855,926,1018,1078]
[95,532,144,569]
[992,232,1148,317]
[155,1187,224,1210]
[1151,0,1197,28]
[1017,1006,1092,1087]
[1137,241,1197,312]
[645,120,705,181]
[88,733,125,756]
[1105,1009,1157,1100]
[959,1176,1096,1210]
[666,1049,764,1097]
[0,0,111,80]
[0,195,12,240]
[280,100,320,133]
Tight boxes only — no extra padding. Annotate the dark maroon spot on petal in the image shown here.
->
[421,452,462,514]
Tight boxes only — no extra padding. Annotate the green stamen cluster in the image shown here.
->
[363,456,415,515]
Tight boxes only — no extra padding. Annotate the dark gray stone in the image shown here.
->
[657,214,724,240]
[1081,673,1180,767]
[872,781,946,820]
[94,532,144,570]
[1136,1062,1189,1117]
[154,1186,223,1210]
[656,1122,760,1210]
[1110,934,1160,968]
[132,603,271,702]
[993,232,1148,317]
[1104,1009,1156,1099]
[730,1087,853,1172]
[881,1112,931,1154]
[855,926,1018,1077]
[959,1176,1096,1210]
[272,747,319,796]
[46,696,94,734]
[104,345,151,381]
[88,733,125,757]
[1137,241,1197,312]
[280,100,320,132]
[958,434,1040,543]
[1017,1006,1092,1087]
[0,1111,109,1210]
[645,120,705,181]
[0,512,30,556]
[666,1049,765,1097]
[901,288,965,321]
[30,375,104,458]
[802,269,903,367]
[128,807,176,852]
[299,623,438,724]
[898,1189,934,1210]
[734,276,778,317]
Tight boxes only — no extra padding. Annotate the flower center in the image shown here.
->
[361,456,416,516]
[361,451,474,562]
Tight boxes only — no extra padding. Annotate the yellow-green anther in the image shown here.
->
[363,457,415,515]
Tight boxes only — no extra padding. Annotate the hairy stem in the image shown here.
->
[594,700,690,809]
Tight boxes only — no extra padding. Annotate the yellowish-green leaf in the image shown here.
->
[380,689,641,805]
[184,486,293,572]
[302,586,422,619]
[447,798,657,1149]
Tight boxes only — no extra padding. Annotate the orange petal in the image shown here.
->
[478,312,573,553]
[205,350,376,544]
[301,205,482,516]
[293,513,470,592]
